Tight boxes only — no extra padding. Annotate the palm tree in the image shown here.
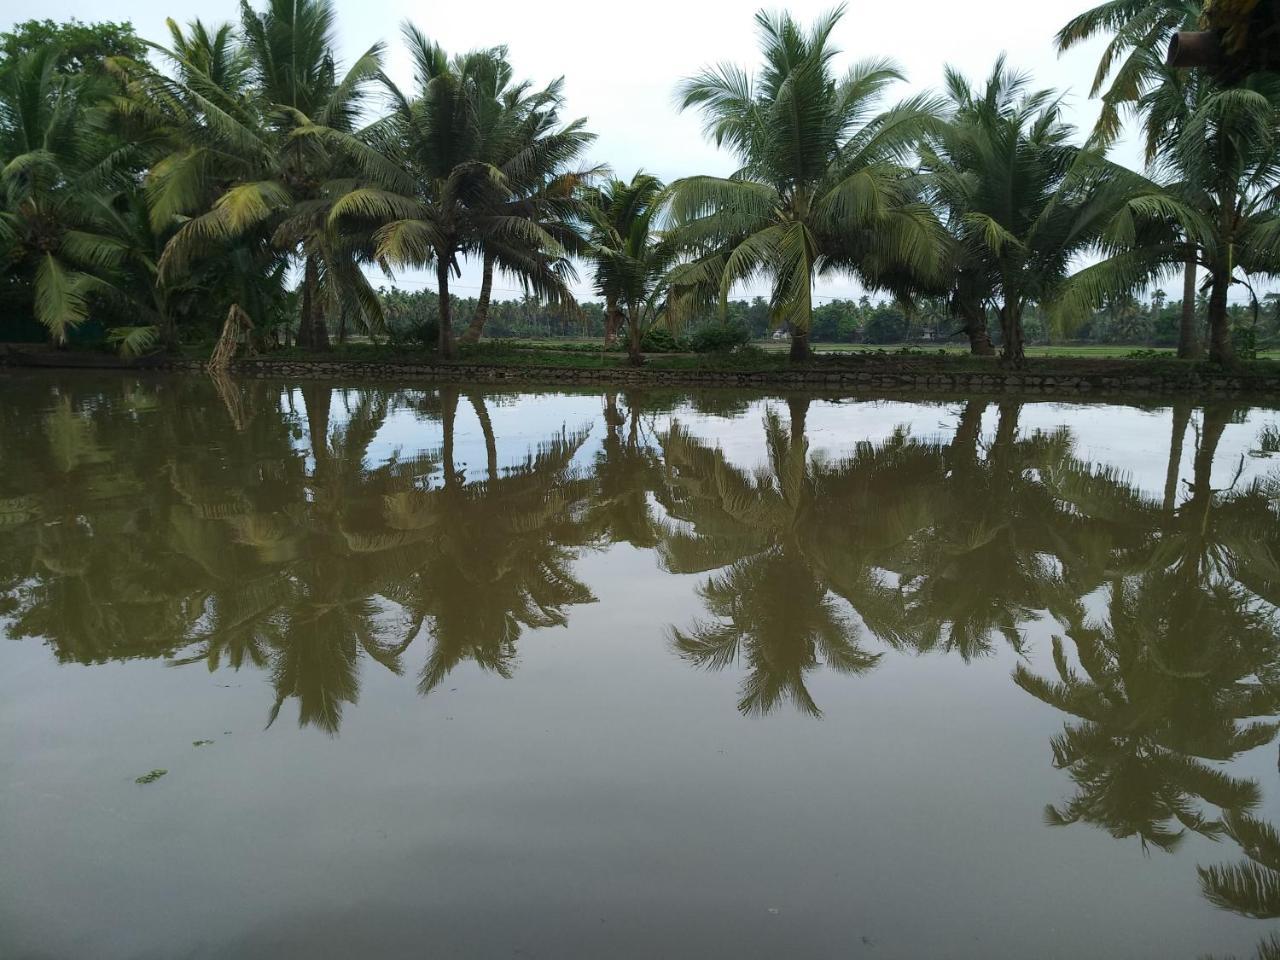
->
[134,0,387,351]
[1054,0,1201,148]
[921,59,1190,365]
[0,47,137,343]
[668,5,944,360]
[455,64,596,344]
[1152,74,1280,363]
[582,172,679,365]
[327,27,585,359]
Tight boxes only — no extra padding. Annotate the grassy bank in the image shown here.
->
[170,338,1280,377]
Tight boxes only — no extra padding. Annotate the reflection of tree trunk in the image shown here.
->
[1191,405,1229,504]
[301,383,332,471]
[1178,252,1201,359]
[949,400,986,470]
[787,395,809,457]
[993,400,1021,461]
[603,391,625,428]
[468,392,497,483]
[1163,400,1192,512]
[460,252,495,344]
[441,387,460,489]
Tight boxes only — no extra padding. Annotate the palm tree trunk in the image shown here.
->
[627,312,643,366]
[1178,251,1201,359]
[998,302,1025,368]
[307,257,329,352]
[790,328,811,362]
[298,261,314,351]
[604,296,622,347]
[965,309,995,356]
[1163,400,1192,512]
[436,259,455,360]
[1207,267,1233,364]
[460,252,495,344]
[468,393,498,483]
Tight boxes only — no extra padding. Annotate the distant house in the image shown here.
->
[771,329,788,341]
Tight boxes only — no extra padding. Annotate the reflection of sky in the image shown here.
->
[347,388,1280,501]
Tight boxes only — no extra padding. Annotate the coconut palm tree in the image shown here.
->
[0,47,138,343]
[455,64,596,343]
[1152,74,1280,363]
[668,5,945,360]
[1054,0,1202,148]
[921,59,1193,365]
[132,0,387,351]
[326,27,586,359]
[582,172,681,365]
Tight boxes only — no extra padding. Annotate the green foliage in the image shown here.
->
[0,18,146,83]
[688,319,750,353]
[640,326,685,353]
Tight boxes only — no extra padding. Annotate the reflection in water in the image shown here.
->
[3,374,1280,952]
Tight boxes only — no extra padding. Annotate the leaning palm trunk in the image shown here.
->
[1178,250,1201,359]
[209,304,254,370]
[460,252,496,344]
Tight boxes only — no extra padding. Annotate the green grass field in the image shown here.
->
[488,337,1280,361]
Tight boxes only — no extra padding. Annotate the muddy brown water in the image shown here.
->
[2,372,1280,959]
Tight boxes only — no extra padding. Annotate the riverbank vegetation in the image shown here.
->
[1,1,1278,367]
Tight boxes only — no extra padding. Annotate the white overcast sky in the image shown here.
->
[22,0,1242,303]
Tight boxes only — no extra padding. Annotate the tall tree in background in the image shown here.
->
[669,5,944,360]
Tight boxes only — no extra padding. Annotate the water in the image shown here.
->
[2,372,1280,959]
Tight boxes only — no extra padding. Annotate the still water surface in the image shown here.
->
[3,373,1280,959]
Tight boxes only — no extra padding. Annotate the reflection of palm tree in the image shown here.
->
[587,391,662,550]
[659,399,884,716]
[376,390,597,695]
[895,401,1091,660]
[1016,577,1278,849]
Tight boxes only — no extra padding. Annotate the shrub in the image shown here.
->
[688,319,751,353]
[640,327,686,352]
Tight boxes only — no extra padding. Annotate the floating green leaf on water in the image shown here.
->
[192,740,214,747]
[135,769,167,784]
